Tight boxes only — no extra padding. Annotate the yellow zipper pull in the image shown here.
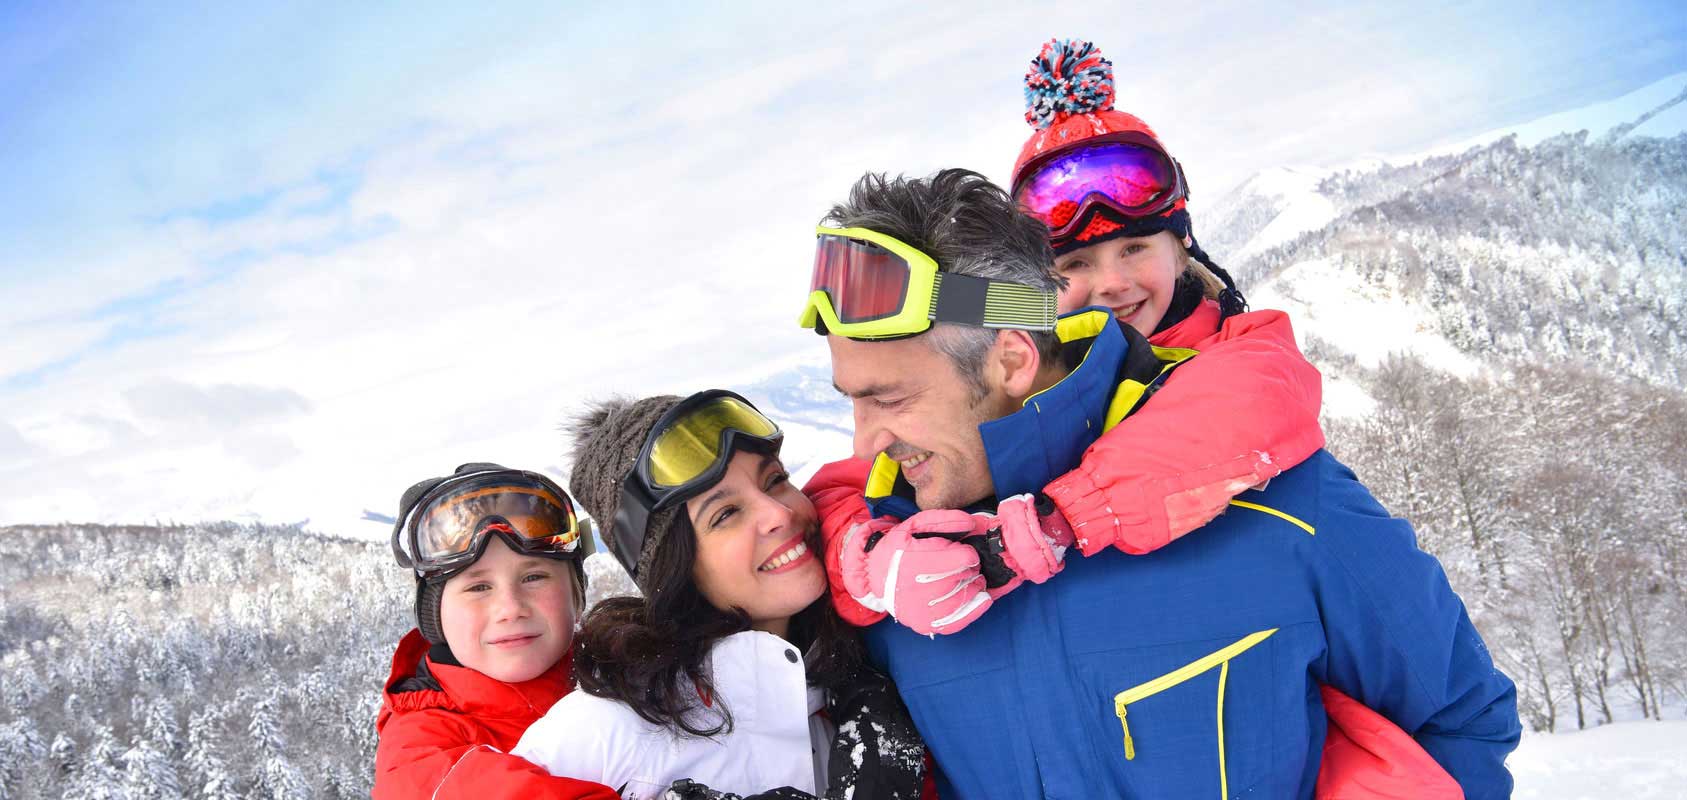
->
[1114,698,1136,760]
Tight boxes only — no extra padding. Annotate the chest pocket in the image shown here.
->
[1100,628,1278,799]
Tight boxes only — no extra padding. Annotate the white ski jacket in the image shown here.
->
[512,630,829,800]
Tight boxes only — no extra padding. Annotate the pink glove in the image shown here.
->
[837,510,993,636]
[976,493,1075,589]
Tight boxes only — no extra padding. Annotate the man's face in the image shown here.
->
[828,333,1009,510]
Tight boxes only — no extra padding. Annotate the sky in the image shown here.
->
[2,0,1685,535]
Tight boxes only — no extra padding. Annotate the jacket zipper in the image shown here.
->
[1111,628,1277,763]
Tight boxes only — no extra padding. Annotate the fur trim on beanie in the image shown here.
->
[565,395,683,591]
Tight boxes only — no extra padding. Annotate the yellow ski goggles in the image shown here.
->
[608,390,783,578]
[798,226,1058,340]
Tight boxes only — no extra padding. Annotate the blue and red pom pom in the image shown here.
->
[1023,38,1116,129]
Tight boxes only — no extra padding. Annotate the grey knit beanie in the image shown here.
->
[565,395,683,591]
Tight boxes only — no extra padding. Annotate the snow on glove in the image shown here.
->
[985,493,1075,586]
[665,782,812,800]
[1164,473,1273,540]
[824,667,927,800]
[838,510,992,636]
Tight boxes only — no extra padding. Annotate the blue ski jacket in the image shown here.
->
[859,308,1521,799]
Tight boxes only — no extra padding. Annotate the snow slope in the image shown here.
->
[1246,258,1481,417]
[1225,167,1340,264]
[1509,720,1687,799]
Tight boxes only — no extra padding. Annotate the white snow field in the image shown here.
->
[1509,720,1687,799]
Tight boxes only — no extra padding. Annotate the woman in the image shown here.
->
[511,390,926,800]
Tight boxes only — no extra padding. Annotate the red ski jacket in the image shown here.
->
[373,629,619,800]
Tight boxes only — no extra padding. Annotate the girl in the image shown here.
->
[513,391,927,800]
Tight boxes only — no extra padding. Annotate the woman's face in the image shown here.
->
[1054,230,1184,336]
[685,449,825,639]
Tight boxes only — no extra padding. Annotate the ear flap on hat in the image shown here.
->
[415,576,448,645]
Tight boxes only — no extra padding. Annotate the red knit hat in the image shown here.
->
[1010,39,1246,317]
[1010,39,1192,250]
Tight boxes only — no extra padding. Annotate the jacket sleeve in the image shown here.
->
[804,458,888,627]
[1316,685,1463,800]
[373,708,620,800]
[1045,309,1326,556]
[1309,458,1521,800]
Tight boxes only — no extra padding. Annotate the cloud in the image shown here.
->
[124,379,311,432]
[0,421,32,459]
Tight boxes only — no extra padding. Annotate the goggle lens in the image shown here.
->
[413,483,579,566]
[1015,141,1179,228]
[811,236,912,324]
[647,396,780,488]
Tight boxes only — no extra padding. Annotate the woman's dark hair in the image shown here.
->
[572,509,866,738]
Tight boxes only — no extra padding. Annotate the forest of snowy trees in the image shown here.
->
[0,524,404,798]
[1324,357,1687,732]
[0,523,637,799]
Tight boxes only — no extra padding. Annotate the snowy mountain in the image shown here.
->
[1200,166,1341,268]
[1202,73,1687,402]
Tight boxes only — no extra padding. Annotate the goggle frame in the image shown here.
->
[799,226,1058,340]
[391,467,588,580]
[607,390,784,580]
[1012,131,1190,243]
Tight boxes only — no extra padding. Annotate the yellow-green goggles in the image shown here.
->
[798,226,1058,340]
[608,390,783,579]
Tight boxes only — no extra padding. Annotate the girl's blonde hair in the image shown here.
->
[1176,240,1227,299]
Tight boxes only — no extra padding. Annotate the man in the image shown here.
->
[797,169,1520,798]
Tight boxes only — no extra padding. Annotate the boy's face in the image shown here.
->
[439,536,576,683]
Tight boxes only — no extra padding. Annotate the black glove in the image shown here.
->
[665,668,926,800]
[665,780,813,800]
[823,667,926,800]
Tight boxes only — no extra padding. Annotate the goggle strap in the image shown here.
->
[931,272,1058,332]
[392,473,454,570]
[609,484,655,581]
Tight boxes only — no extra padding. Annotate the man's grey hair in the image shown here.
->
[821,169,1065,400]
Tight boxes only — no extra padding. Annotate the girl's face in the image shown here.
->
[439,536,577,683]
[685,450,825,640]
[1054,230,1184,336]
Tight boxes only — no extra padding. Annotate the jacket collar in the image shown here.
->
[380,628,575,719]
[866,307,1130,518]
[1149,298,1222,348]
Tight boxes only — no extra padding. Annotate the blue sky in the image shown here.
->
[1,1,1684,530]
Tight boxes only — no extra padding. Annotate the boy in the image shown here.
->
[373,462,617,800]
